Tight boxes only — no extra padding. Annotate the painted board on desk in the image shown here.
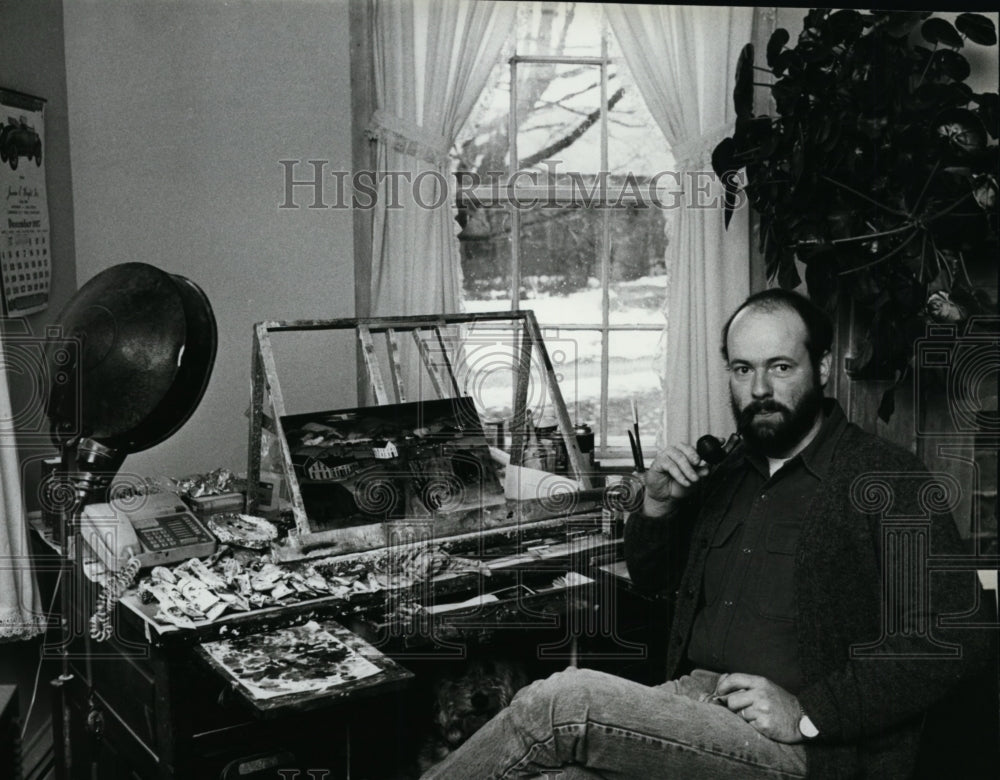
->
[281,396,505,530]
[197,619,411,715]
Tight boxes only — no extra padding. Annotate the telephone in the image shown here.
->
[80,491,219,642]
[79,491,218,572]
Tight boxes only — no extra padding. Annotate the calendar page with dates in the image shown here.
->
[0,88,50,316]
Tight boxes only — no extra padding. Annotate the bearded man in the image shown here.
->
[421,289,992,780]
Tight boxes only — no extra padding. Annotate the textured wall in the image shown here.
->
[63,0,358,481]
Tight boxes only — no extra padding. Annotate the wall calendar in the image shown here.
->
[0,88,50,316]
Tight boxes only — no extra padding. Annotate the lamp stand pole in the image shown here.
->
[49,438,124,780]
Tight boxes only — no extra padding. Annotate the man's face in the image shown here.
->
[726,306,830,458]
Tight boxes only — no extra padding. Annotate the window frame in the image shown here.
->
[458,40,665,460]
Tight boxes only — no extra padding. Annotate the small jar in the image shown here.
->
[574,423,595,470]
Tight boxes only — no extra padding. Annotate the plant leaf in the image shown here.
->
[922,17,964,49]
[803,247,839,310]
[803,8,830,33]
[767,28,790,70]
[772,79,802,115]
[955,12,997,46]
[914,81,973,111]
[776,49,806,80]
[826,9,863,44]
[777,251,801,289]
[950,81,974,104]
[739,117,775,153]
[723,176,739,230]
[711,136,737,178]
[798,41,834,65]
[734,44,755,120]
[933,107,987,158]
[790,139,806,187]
[933,49,972,82]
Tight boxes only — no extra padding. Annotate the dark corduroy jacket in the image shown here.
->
[625,415,994,779]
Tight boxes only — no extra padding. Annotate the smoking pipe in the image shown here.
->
[695,432,741,466]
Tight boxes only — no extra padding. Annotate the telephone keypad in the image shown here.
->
[136,512,215,551]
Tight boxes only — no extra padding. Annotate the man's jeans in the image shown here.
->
[420,667,807,779]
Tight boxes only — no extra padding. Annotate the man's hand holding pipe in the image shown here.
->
[642,443,711,517]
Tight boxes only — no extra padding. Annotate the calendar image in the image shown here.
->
[0,88,50,316]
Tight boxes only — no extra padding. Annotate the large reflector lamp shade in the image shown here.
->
[45,262,217,453]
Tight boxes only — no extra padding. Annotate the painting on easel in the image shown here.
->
[281,396,505,530]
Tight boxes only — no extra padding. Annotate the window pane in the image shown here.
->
[537,327,601,439]
[459,205,513,307]
[519,201,602,309]
[500,201,668,327]
[516,1,605,58]
[608,205,668,326]
[515,61,602,174]
[606,330,662,455]
[440,323,597,445]
[447,324,527,422]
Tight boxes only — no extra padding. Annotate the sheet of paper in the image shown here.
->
[422,593,499,614]
[504,464,581,502]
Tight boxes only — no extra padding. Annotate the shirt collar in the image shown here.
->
[743,397,848,480]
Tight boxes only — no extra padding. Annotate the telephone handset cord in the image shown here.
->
[89,556,141,642]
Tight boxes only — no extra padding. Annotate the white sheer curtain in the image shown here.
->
[605,4,754,444]
[367,0,515,399]
[1,337,44,641]
[369,0,515,312]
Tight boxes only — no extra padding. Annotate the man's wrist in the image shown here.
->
[642,494,677,518]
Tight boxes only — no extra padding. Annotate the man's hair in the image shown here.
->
[720,289,834,366]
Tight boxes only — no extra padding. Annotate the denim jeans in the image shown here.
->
[419,667,807,779]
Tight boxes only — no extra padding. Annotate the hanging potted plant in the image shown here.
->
[712,9,998,417]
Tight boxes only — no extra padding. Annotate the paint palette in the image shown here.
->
[197,618,412,713]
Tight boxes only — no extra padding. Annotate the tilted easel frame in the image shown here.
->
[246,310,593,552]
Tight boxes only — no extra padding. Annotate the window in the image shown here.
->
[453,2,673,459]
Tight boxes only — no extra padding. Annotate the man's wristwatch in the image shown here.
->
[798,705,819,739]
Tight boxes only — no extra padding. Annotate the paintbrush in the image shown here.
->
[627,429,644,474]
[630,399,645,472]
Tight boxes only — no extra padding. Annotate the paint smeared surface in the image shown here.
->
[201,619,381,700]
